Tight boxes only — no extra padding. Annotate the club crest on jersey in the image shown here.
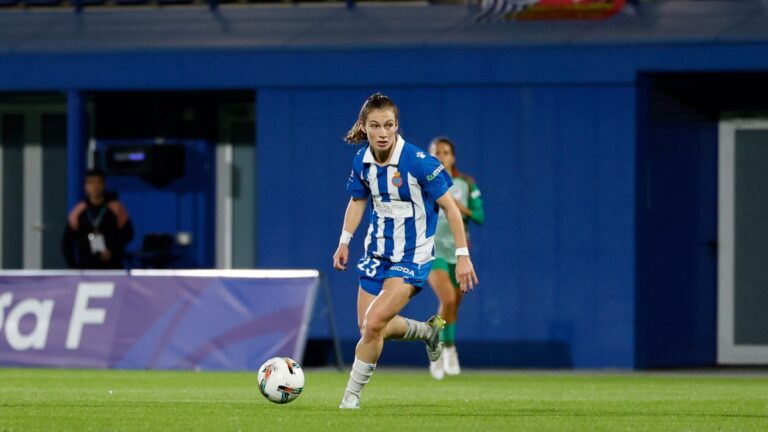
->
[391,171,403,187]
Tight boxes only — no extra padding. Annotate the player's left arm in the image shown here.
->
[436,192,479,292]
[467,182,485,225]
[453,180,484,225]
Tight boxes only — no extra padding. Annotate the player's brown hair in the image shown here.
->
[345,93,399,144]
[431,136,460,178]
[431,136,477,186]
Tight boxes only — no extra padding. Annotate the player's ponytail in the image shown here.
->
[345,93,399,144]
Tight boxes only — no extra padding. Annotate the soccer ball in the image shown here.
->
[257,357,304,404]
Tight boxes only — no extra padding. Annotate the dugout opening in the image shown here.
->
[635,72,768,368]
[0,90,256,270]
[92,90,256,269]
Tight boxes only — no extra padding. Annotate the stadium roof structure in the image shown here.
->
[0,0,767,54]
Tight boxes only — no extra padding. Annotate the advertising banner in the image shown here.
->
[0,270,318,370]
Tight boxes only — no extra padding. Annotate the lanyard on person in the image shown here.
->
[87,205,107,233]
[86,205,108,255]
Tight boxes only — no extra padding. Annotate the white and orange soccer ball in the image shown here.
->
[257,357,304,404]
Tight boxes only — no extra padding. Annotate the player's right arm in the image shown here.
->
[333,197,367,270]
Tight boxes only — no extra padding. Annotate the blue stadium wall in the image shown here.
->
[257,85,635,368]
[2,43,768,368]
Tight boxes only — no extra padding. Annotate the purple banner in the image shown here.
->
[0,270,318,370]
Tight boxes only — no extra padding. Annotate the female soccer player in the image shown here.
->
[333,93,479,409]
[427,137,485,380]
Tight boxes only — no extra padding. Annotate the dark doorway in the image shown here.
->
[635,73,768,368]
[91,91,255,269]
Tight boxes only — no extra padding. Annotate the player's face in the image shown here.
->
[434,142,455,171]
[362,109,398,154]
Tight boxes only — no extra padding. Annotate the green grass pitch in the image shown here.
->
[1,368,767,431]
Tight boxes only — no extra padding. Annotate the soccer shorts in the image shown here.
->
[431,257,460,289]
[356,255,431,296]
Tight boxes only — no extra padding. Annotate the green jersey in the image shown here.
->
[434,174,485,263]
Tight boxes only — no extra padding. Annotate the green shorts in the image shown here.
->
[432,257,460,289]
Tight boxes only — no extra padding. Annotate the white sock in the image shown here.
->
[401,318,431,341]
[343,357,376,401]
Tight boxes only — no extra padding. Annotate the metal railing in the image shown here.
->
[0,0,412,13]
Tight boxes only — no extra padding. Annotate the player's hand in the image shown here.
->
[455,255,478,293]
[333,244,349,271]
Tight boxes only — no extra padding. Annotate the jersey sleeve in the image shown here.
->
[345,158,369,199]
[467,181,485,225]
[417,154,452,201]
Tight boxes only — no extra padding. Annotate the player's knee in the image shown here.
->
[362,326,381,343]
[361,316,386,342]
[442,297,458,313]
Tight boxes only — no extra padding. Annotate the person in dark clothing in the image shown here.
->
[62,169,134,269]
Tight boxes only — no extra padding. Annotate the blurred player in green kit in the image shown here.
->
[427,137,485,380]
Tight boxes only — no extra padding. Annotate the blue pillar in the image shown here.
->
[254,88,260,267]
[67,90,86,210]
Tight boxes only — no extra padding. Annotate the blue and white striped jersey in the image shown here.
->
[346,135,452,265]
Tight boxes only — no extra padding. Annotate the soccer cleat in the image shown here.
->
[429,356,445,380]
[444,345,461,376]
[339,394,360,409]
[425,315,446,363]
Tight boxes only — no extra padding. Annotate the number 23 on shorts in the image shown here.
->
[357,257,382,277]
